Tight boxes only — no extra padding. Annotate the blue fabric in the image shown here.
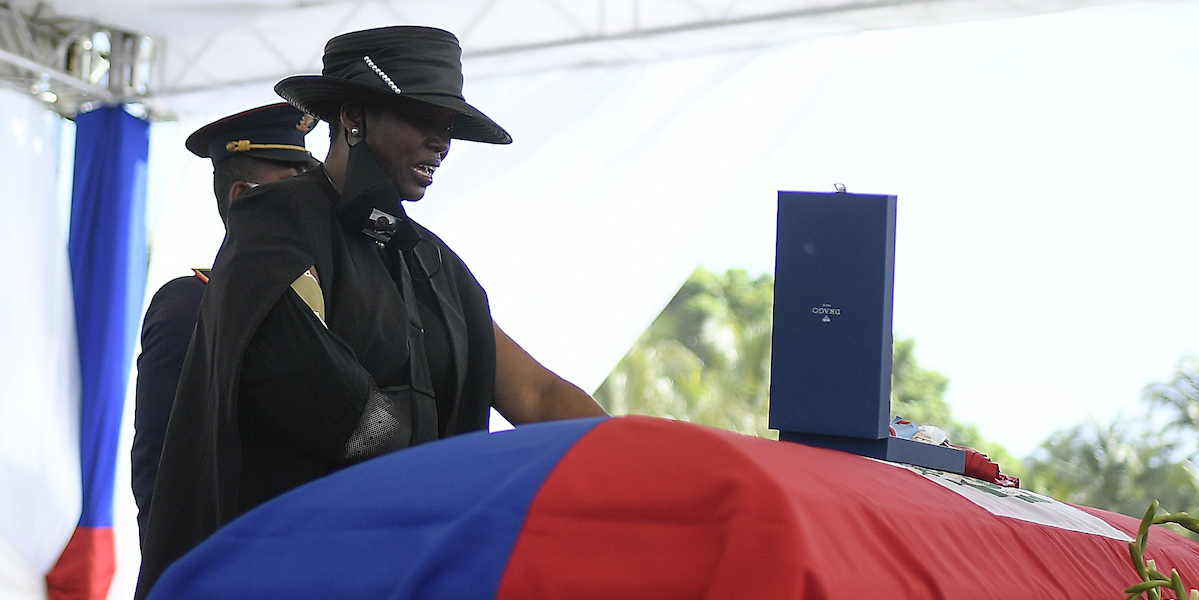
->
[149,417,605,600]
[68,106,149,529]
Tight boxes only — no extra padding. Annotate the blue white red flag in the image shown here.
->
[149,415,1199,599]
[45,106,148,600]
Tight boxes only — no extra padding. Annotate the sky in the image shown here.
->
[138,0,1199,463]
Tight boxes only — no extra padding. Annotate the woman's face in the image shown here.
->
[364,102,455,201]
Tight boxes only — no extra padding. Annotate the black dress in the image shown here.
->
[136,165,497,598]
[235,256,457,512]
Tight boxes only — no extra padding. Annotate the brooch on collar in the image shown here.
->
[363,208,398,244]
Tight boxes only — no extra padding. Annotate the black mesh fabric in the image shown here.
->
[344,388,408,460]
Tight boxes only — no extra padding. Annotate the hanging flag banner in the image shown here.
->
[48,105,149,600]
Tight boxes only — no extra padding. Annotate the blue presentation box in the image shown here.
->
[769,190,964,473]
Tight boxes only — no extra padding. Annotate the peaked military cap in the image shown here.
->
[185,103,319,166]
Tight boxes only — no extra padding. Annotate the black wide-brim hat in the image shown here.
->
[275,26,511,145]
[185,103,319,166]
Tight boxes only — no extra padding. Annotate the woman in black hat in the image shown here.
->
[137,26,606,598]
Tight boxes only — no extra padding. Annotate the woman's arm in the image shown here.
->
[238,287,374,460]
[491,321,609,425]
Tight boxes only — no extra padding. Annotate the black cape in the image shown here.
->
[136,167,496,598]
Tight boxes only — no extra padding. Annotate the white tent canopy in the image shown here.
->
[4,0,1140,115]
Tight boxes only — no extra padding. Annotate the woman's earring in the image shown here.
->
[350,126,360,136]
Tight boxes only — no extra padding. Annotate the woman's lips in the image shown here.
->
[413,163,436,185]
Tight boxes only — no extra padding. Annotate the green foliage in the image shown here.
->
[1023,418,1199,519]
[1146,357,1199,447]
[1024,357,1199,522]
[595,266,1015,474]
[595,267,775,437]
[890,338,950,427]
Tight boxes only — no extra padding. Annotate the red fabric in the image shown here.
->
[497,416,1199,599]
[957,447,1018,487]
[45,526,115,600]
[962,448,1000,482]
[1076,504,1199,581]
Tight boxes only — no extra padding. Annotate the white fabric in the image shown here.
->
[898,464,1133,541]
[38,0,1141,99]
[0,89,80,595]
[0,532,44,600]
